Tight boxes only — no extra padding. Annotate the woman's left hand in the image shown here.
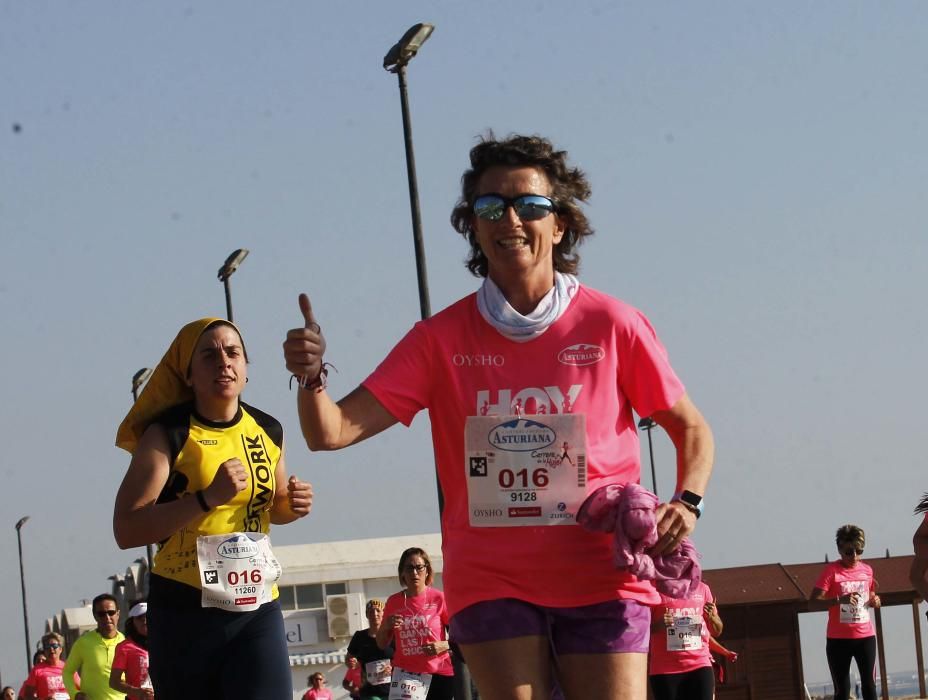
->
[651,501,697,555]
[869,593,881,609]
[287,475,313,517]
[423,640,449,656]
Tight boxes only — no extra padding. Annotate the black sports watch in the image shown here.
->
[672,490,704,519]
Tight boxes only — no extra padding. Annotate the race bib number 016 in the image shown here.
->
[465,414,588,527]
[197,532,282,612]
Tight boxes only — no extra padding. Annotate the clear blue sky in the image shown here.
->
[2,0,926,689]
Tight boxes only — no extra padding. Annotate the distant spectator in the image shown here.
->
[910,494,928,599]
[20,650,47,699]
[810,524,880,700]
[3,686,16,700]
[23,632,68,700]
[109,601,152,699]
[301,673,332,700]
[62,593,125,700]
[347,599,392,700]
[342,654,361,700]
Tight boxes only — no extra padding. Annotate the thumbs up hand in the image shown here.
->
[283,293,327,381]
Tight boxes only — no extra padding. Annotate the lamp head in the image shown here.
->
[15,516,29,531]
[218,248,250,281]
[384,23,434,73]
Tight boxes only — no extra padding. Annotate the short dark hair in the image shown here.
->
[92,593,118,613]
[835,524,865,550]
[450,133,594,278]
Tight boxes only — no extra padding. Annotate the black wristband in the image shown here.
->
[195,489,211,513]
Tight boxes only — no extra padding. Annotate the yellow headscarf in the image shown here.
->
[115,317,244,454]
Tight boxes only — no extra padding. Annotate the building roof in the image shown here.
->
[275,533,443,584]
[703,555,917,607]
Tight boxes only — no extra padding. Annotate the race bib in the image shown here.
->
[366,659,392,686]
[839,582,869,624]
[466,414,588,527]
[197,532,282,612]
[389,669,431,700]
[667,616,703,652]
[52,694,69,700]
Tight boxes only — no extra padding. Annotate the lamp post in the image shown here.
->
[131,369,154,569]
[638,417,658,497]
[15,516,31,673]
[384,23,434,321]
[217,249,249,322]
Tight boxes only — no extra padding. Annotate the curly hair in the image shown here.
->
[835,524,865,550]
[450,133,594,278]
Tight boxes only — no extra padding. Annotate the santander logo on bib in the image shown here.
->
[558,343,605,366]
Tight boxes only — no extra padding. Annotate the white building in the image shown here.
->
[48,533,443,700]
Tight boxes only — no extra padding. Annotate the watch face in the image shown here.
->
[682,490,701,505]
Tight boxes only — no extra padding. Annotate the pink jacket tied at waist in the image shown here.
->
[577,482,702,598]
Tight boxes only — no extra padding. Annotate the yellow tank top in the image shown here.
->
[150,401,282,590]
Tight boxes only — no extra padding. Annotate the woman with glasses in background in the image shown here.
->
[284,133,714,700]
[22,633,68,700]
[377,548,453,700]
[810,524,881,700]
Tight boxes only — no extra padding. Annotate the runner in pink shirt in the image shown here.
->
[910,495,928,599]
[376,548,454,700]
[810,524,881,700]
[648,582,723,700]
[109,601,152,699]
[23,634,69,700]
[283,133,715,700]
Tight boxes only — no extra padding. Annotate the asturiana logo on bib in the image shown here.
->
[558,344,605,366]
[487,419,556,452]
[217,535,260,559]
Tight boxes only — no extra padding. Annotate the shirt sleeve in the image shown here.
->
[617,310,686,418]
[111,641,128,672]
[362,323,435,426]
[813,564,835,594]
[62,640,82,696]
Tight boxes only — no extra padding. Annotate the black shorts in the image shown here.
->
[148,575,292,700]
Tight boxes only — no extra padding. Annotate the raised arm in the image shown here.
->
[283,294,397,450]
[650,393,714,553]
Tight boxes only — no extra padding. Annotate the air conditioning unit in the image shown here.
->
[326,593,364,639]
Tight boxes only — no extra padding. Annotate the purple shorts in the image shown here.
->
[450,598,650,654]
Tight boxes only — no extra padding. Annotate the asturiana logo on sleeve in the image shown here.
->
[558,344,605,366]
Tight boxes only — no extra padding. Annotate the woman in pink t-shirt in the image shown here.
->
[283,134,715,700]
[109,601,152,699]
[810,524,881,700]
[648,582,723,700]
[376,548,453,700]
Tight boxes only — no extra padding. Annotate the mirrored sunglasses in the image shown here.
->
[473,194,557,222]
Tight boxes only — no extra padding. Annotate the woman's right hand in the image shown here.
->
[205,458,249,507]
[283,294,327,381]
[387,613,404,631]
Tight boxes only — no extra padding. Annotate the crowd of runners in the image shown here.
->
[6,133,926,700]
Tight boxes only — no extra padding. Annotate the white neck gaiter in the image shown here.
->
[476,272,579,342]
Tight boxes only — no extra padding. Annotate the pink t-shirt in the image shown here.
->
[112,639,150,689]
[363,286,685,616]
[382,587,453,676]
[814,561,876,639]
[25,660,69,700]
[648,582,714,675]
[302,688,333,700]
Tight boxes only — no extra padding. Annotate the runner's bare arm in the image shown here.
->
[284,294,398,450]
[650,393,714,553]
[113,424,248,548]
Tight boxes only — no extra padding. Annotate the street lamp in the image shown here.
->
[15,516,31,673]
[131,367,153,403]
[384,23,434,321]
[217,249,249,322]
[130,369,155,571]
[638,417,658,497]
